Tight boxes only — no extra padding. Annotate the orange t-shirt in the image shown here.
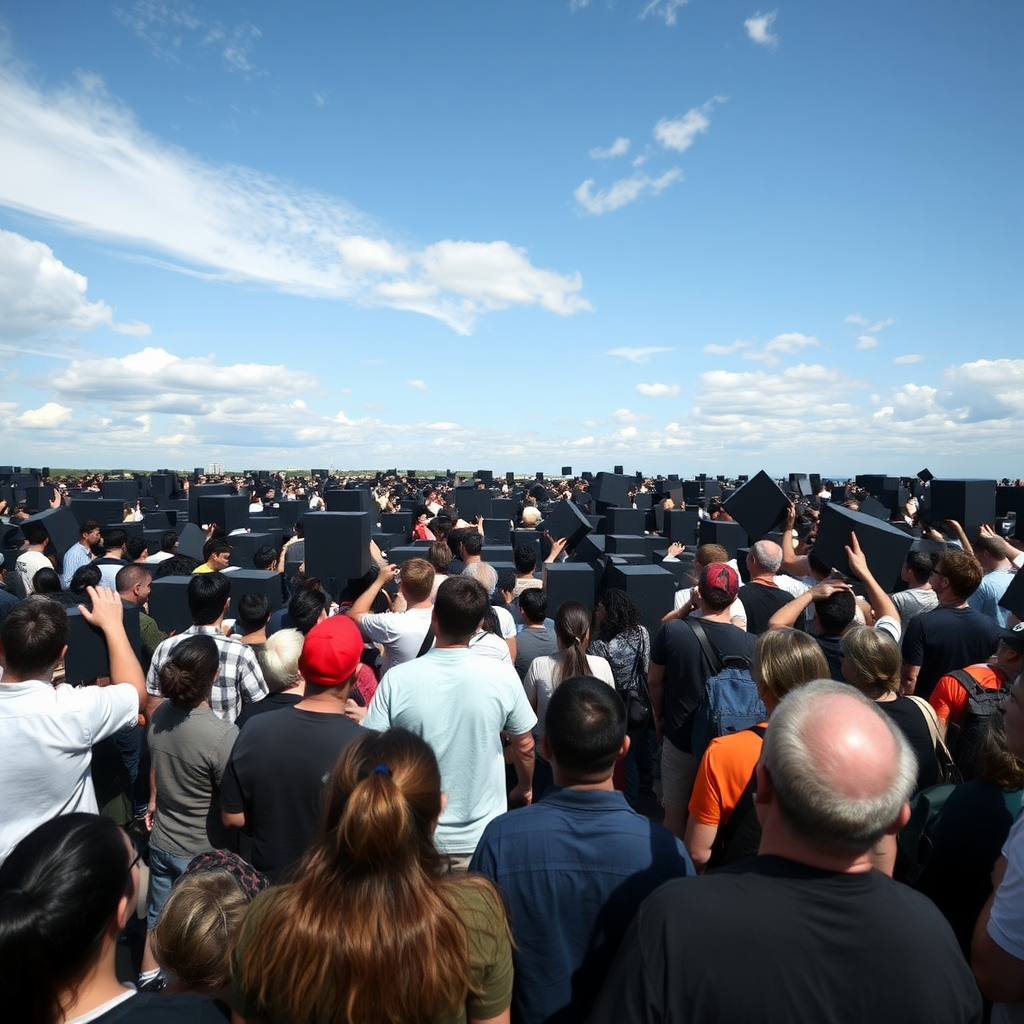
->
[688,725,768,828]
[928,664,1008,726]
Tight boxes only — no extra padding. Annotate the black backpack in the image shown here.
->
[944,669,1011,779]
[707,725,767,870]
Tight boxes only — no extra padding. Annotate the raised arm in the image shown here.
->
[844,532,898,625]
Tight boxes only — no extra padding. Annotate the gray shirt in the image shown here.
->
[515,625,558,680]
[891,587,939,631]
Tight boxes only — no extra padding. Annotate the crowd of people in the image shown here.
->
[1,467,1024,1022]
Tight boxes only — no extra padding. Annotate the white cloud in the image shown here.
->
[764,332,819,354]
[635,382,680,397]
[942,358,1024,420]
[111,319,153,336]
[845,313,868,326]
[744,10,778,47]
[407,379,428,391]
[313,92,327,107]
[0,63,589,335]
[0,229,113,339]
[575,168,682,215]
[607,346,673,363]
[869,317,895,333]
[589,137,631,160]
[15,402,73,428]
[640,0,690,27]
[569,0,592,10]
[894,354,925,364]
[653,97,724,153]
[611,408,652,423]
[703,340,750,355]
[571,435,595,447]
[854,335,878,350]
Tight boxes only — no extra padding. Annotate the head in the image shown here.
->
[433,576,489,643]
[288,587,328,635]
[544,675,627,784]
[154,554,201,579]
[399,558,435,604]
[0,813,140,1024]
[594,587,641,640]
[753,628,830,712]
[697,562,740,612]
[426,541,452,575]
[759,680,917,855]
[974,534,1009,569]
[31,567,62,595]
[69,563,103,595]
[187,572,231,626]
[462,560,497,596]
[519,587,548,626]
[125,536,148,562]
[78,520,102,548]
[460,532,482,559]
[814,588,857,634]
[159,530,179,554]
[298,615,362,691]
[934,549,984,603]
[554,600,591,649]
[514,545,537,575]
[261,628,305,693]
[159,634,220,708]
[235,592,271,635]
[115,563,152,605]
[694,543,730,571]
[0,598,69,680]
[20,522,49,548]
[840,625,902,697]
[749,540,783,575]
[903,550,936,587]
[253,545,279,571]
[202,538,232,570]
[521,506,542,528]
[102,528,127,554]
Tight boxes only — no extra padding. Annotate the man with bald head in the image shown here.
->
[737,539,801,636]
[589,681,982,1023]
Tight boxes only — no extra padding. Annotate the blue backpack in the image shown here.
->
[686,618,765,762]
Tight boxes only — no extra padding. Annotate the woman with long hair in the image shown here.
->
[684,628,829,872]
[233,728,513,1024]
[0,813,221,1022]
[522,600,615,798]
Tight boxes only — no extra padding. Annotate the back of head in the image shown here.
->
[115,563,151,597]
[462,560,496,596]
[519,587,548,624]
[554,600,592,682]
[521,506,542,527]
[815,588,856,634]
[0,597,69,678]
[400,558,435,603]
[154,554,201,579]
[840,625,901,695]
[433,576,489,641]
[103,528,127,552]
[31,567,62,595]
[461,532,483,558]
[261,627,304,693]
[236,592,272,635]
[905,550,937,586]
[545,675,626,781]
[698,562,740,612]
[0,813,133,1024]
[514,544,537,575]
[160,530,179,553]
[754,628,830,705]
[937,549,984,601]
[974,535,1006,562]
[762,680,916,854]
[253,545,278,571]
[21,522,49,547]
[695,543,729,567]
[125,536,148,562]
[69,563,103,594]
[159,634,219,708]
[288,587,327,635]
[187,572,231,625]
[750,540,783,574]
[427,541,452,575]
[596,587,641,640]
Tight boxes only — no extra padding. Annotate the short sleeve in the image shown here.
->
[651,624,668,667]
[929,675,963,724]
[902,615,925,667]
[687,750,723,827]
[462,884,514,1022]
[84,683,141,743]
[504,672,539,737]
[210,723,239,787]
[361,677,393,732]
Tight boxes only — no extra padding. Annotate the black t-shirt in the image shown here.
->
[220,708,362,881]
[737,583,795,636]
[813,632,847,682]
[587,856,982,1024]
[236,691,302,728]
[87,992,226,1022]
[876,696,939,792]
[902,606,1000,700]
[651,619,757,751]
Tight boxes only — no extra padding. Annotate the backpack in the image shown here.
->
[896,781,959,886]
[686,618,765,763]
[945,668,1012,779]
[707,725,767,870]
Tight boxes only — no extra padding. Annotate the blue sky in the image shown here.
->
[0,1,1020,477]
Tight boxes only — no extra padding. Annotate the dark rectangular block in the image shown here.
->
[143,511,174,529]
[928,479,996,532]
[272,500,306,531]
[698,521,750,559]
[814,503,914,593]
[656,551,696,590]
[543,562,595,614]
[561,466,572,476]
[188,483,232,526]
[543,498,593,552]
[605,534,650,557]
[370,532,406,559]
[482,544,514,564]
[454,487,493,522]
[150,474,176,499]
[632,493,652,512]
[510,530,544,567]
[613,465,624,475]
[605,507,645,536]
[304,512,372,591]
[999,571,1024,621]
[197,495,249,534]
[483,519,511,545]
[386,544,434,565]
[24,506,80,557]
[723,471,789,542]
[102,480,140,502]
[226,532,275,570]
[573,533,606,564]
[474,470,494,486]
[490,498,516,520]
[148,576,195,634]
[592,473,632,507]
[325,489,372,512]
[604,563,676,636]
[225,570,284,620]
[64,604,143,685]
[24,485,57,511]
[71,498,125,526]
[144,529,166,553]
[663,509,700,545]
[381,512,412,540]
[173,522,206,562]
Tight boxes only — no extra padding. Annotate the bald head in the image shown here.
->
[761,680,916,855]
[750,540,783,574]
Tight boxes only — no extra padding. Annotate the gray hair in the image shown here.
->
[462,560,497,596]
[762,679,917,853]
[260,628,304,693]
[751,540,783,574]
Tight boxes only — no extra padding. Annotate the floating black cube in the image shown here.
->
[490,498,517,520]
[723,471,789,542]
[663,509,700,545]
[176,523,207,562]
[325,489,372,512]
[605,507,644,536]
[510,530,544,567]
[813,503,914,593]
[102,480,140,502]
[928,480,996,532]
[381,512,412,540]
[226,532,275,570]
[573,533,606,564]
[304,512,372,591]
[64,604,143,685]
[698,521,749,559]
[543,498,593,552]
[71,497,126,526]
[543,562,595,613]
[386,544,432,565]
[188,483,233,526]
[860,497,890,520]
[225,569,284,620]
[605,535,650,558]
[593,473,632,507]
[453,487,493,522]
[198,495,250,534]
[483,519,511,545]
[604,563,675,636]
[474,470,494,486]
[143,511,174,530]
[482,544,514,564]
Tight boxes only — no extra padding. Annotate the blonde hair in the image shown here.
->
[754,628,830,706]
[153,870,249,991]
[261,628,303,693]
[840,625,901,697]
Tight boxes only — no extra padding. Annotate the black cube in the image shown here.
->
[814,503,914,593]
[225,570,284,620]
[325,489,372,512]
[604,563,675,636]
[304,512,372,591]
[928,479,996,532]
[198,495,250,534]
[605,507,645,536]
[64,604,143,685]
[698,521,750,559]
[24,506,80,558]
[148,577,195,634]
[543,498,593,552]
[723,471,789,542]
[543,562,595,614]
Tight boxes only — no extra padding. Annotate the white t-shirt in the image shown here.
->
[0,679,139,862]
[672,587,747,628]
[14,550,51,597]
[357,607,433,674]
[523,652,615,737]
[989,813,1024,1024]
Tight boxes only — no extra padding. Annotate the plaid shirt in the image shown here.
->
[146,625,268,723]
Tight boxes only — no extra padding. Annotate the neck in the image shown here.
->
[296,685,352,712]
[59,931,130,1021]
[749,571,776,586]
[758,818,875,874]
[701,607,733,623]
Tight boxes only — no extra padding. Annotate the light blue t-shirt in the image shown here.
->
[968,567,1014,628]
[363,646,537,854]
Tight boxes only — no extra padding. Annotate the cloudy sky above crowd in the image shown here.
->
[0,2,1020,478]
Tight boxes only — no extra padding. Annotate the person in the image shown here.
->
[192,538,231,574]
[0,813,223,1022]
[13,520,51,597]
[0,587,146,862]
[141,634,238,982]
[471,676,692,1024]
[590,681,983,1023]
[684,628,829,872]
[969,533,1017,627]
[359,576,536,867]
[513,587,557,680]
[221,615,364,881]
[232,728,514,1024]
[649,562,758,838]
[235,625,306,725]
[146,529,179,564]
[116,562,166,670]
[59,518,101,588]
[660,542,746,628]
[736,540,799,635]
[93,528,129,590]
[891,549,940,630]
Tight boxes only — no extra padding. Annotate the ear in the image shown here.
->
[541,734,553,763]
[753,761,772,807]
[115,893,132,932]
[885,801,912,836]
[617,734,631,761]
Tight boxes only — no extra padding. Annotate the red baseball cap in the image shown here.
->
[298,615,363,686]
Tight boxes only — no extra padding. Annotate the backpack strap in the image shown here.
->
[947,667,991,700]
[905,694,960,784]
[712,725,767,861]
[415,627,435,658]
[684,617,724,675]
